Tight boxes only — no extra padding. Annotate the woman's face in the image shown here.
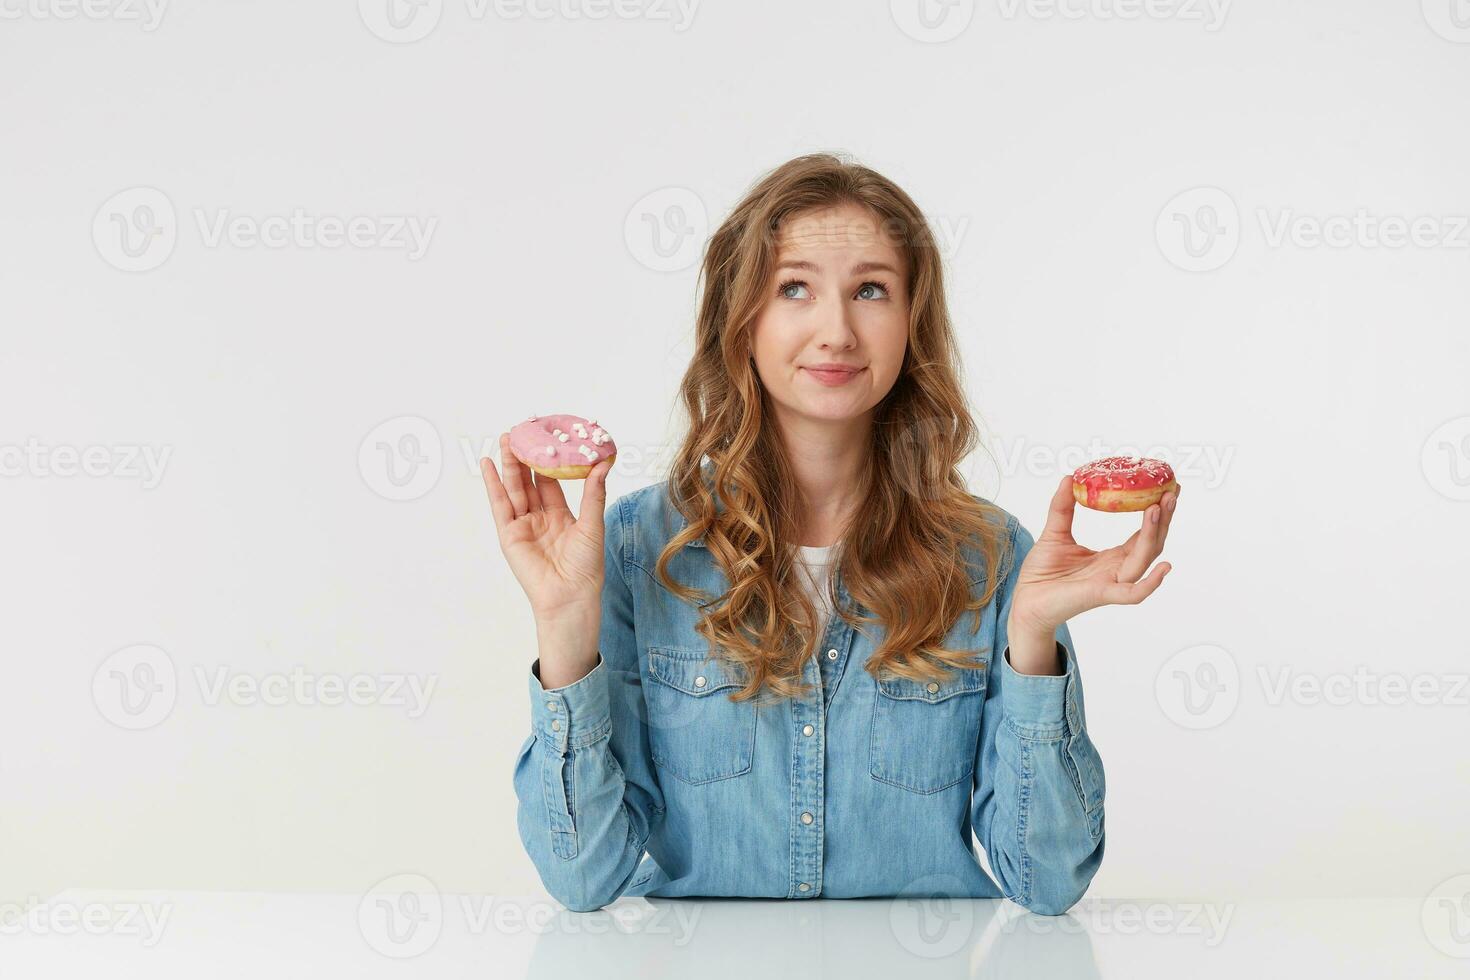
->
[748,203,910,428]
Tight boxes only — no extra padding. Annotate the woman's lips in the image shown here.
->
[802,366,864,386]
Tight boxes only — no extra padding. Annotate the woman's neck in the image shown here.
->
[774,411,871,548]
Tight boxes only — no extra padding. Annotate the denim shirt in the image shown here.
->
[513,481,1105,914]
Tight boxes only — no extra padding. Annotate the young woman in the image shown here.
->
[481,153,1178,914]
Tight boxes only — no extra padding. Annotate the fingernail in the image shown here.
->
[1152,509,1160,524]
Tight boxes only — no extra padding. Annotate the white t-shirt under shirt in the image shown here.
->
[794,544,836,631]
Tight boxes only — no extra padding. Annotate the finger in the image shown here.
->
[500,432,535,517]
[533,469,570,514]
[577,457,612,533]
[1101,561,1171,605]
[1156,486,1180,543]
[1116,502,1163,582]
[479,457,514,534]
[1042,475,1077,541]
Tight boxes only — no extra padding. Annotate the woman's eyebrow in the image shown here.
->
[775,259,901,276]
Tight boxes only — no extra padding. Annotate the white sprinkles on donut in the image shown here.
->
[508,413,618,474]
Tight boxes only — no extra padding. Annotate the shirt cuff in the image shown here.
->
[1000,633,1077,739]
[528,653,610,753]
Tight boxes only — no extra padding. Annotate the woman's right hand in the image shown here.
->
[479,432,614,622]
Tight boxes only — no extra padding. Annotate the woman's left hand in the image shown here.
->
[1009,474,1179,640]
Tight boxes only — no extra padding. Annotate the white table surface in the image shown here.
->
[2,888,1464,978]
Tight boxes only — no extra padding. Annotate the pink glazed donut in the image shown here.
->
[508,413,617,480]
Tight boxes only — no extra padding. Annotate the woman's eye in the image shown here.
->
[779,280,811,300]
[856,281,889,301]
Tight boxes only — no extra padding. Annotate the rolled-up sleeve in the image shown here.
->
[971,518,1106,916]
[511,496,665,912]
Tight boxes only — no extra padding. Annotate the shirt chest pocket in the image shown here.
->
[645,647,758,785]
[869,662,988,794]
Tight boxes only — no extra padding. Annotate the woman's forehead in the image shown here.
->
[775,206,905,264]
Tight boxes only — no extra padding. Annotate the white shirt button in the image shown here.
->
[826,649,838,660]
[800,811,813,824]
[551,719,561,731]
[926,681,940,693]
[802,724,814,736]
[798,882,811,892]
[546,702,558,711]
[694,676,707,688]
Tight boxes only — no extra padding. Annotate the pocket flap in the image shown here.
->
[648,647,748,697]
[876,661,987,703]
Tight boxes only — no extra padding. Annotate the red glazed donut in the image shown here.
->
[1071,456,1178,512]
[508,413,617,480]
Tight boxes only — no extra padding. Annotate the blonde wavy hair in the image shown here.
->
[655,152,1013,703]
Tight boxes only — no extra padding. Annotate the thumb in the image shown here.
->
[578,457,612,532]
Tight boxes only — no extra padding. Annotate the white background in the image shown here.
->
[2,0,1468,915]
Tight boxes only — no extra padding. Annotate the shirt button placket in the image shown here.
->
[794,652,824,898]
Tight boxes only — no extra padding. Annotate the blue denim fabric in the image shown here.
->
[513,481,1105,914]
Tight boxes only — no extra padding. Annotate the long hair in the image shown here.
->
[655,151,1012,702]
